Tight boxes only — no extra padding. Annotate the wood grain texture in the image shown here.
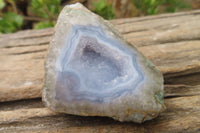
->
[0,93,199,133]
[0,10,200,133]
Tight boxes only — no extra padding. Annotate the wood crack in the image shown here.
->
[7,49,47,55]
[2,43,49,49]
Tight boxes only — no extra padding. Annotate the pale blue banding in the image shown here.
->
[55,25,144,103]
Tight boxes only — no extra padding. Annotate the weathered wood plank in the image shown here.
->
[0,94,199,133]
[165,85,200,98]
[0,10,200,102]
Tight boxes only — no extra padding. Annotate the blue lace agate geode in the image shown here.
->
[43,3,165,123]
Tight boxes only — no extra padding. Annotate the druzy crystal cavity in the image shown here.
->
[55,25,144,103]
[43,3,165,123]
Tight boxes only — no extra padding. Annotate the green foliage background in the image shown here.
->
[0,12,23,33]
[93,0,116,20]
[31,0,61,29]
[0,0,192,34]
[133,0,191,15]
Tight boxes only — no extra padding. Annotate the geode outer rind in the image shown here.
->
[43,3,165,123]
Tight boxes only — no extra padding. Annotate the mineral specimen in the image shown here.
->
[43,3,165,123]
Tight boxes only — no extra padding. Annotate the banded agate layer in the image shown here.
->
[43,3,165,123]
[55,25,143,103]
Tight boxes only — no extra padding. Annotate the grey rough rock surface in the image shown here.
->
[43,3,165,123]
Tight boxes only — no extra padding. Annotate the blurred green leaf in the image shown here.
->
[0,0,5,10]
[133,0,162,15]
[164,0,191,13]
[31,0,61,19]
[133,0,191,15]
[94,0,116,20]
[0,12,24,33]
[34,21,55,29]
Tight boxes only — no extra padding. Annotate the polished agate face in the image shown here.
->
[55,25,143,103]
